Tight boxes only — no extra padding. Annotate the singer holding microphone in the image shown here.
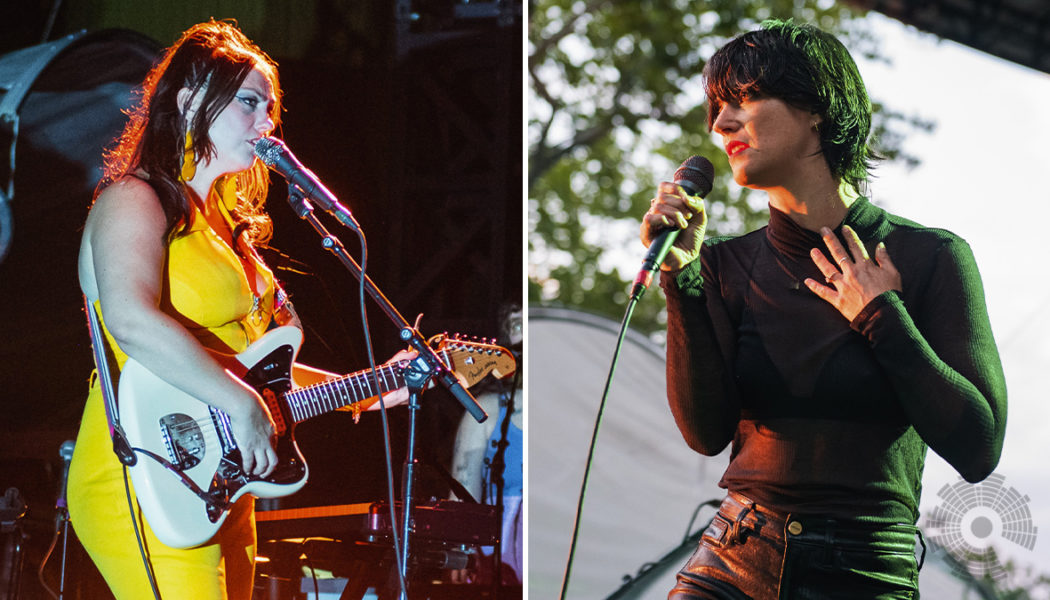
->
[640,20,1006,599]
[67,20,411,599]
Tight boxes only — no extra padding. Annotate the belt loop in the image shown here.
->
[729,500,756,543]
[916,528,927,571]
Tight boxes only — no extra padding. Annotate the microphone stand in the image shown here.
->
[285,184,487,598]
[56,441,74,600]
[488,376,518,598]
[56,492,70,600]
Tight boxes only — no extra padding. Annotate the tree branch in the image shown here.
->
[528,121,613,188]
[528,0,612,69]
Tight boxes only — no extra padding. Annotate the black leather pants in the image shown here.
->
[669,491,924,600]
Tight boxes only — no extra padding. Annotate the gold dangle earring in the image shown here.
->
[180,129,196,182]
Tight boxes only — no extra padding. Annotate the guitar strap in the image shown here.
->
[82,295,230,512]
[82,295,137,466]
[83,300,166,599]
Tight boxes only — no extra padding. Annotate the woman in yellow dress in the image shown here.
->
[67,20,409,599]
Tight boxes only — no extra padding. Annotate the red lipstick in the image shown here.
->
[726,141,750,156]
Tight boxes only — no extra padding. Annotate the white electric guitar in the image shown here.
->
[118,325,514,549]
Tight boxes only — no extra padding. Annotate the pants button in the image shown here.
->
[787,520,803,535]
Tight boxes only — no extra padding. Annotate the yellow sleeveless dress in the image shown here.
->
[67,178,277,600]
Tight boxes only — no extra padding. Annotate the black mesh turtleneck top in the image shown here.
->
[660,197,1007,523]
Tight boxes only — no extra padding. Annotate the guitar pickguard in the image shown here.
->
[242,344,294,437]
[203,342,307,502]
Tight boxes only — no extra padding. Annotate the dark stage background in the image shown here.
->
[0,2,521,597]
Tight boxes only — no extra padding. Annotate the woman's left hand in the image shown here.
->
[379,349,418,408]
[804,225,902,322]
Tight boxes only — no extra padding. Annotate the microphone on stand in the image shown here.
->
[55,440,74,525]
[253,137,360,231]
[631,156,715,299]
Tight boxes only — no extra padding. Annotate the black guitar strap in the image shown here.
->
[82,295,137,466]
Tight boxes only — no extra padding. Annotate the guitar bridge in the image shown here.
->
[159,413,204,470]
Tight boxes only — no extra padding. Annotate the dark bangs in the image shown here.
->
[701,20,876,191]
[703,27,824,130]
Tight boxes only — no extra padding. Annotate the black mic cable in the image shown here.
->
[282,180,411,600]
[559,156,714,600]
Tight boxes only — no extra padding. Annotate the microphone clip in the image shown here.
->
[287,183,314,219]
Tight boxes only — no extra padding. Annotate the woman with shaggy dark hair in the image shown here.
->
[642,20,1006,598]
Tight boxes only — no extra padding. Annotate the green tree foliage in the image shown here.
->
[983,550,1050,600]
[529,0,931,336]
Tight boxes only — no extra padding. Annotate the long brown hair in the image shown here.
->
[98,19,282,244]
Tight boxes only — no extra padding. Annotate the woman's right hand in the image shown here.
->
[84,177,281,478]
[226,385,278,478]
[640,181,708,271]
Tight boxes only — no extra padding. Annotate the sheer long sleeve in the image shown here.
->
[850,237,1007,482]
[661,242,742,456]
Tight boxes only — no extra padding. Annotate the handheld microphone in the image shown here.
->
[631,156,714,299]
[254,137,359,230]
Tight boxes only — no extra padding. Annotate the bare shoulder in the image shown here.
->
[86,176,167,237]
[91,176,162,216]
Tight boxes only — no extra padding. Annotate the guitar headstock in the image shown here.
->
[428,333,516,389]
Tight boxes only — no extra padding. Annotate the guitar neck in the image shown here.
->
[282,362,407,424]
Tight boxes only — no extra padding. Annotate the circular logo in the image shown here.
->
[924,473,1037,580]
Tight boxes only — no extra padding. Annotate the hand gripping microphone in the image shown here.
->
[631,155,714,299]
[254,137,359,230]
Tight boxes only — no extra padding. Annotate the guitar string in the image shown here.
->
[157,346,503,453]
[160,378,373,463]
[163,366,402,438]
[154,347,504,472]
[161,347,491,436]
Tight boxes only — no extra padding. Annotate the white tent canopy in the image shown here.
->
[529,308,729,599]
[528,307,996,599]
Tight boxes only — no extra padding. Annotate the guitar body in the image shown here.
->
[116,325,514,549]
[119,326,309,548]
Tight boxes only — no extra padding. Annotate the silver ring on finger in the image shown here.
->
[836,255,850,264]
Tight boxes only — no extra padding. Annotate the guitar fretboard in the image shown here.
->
[283,362,406,423]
